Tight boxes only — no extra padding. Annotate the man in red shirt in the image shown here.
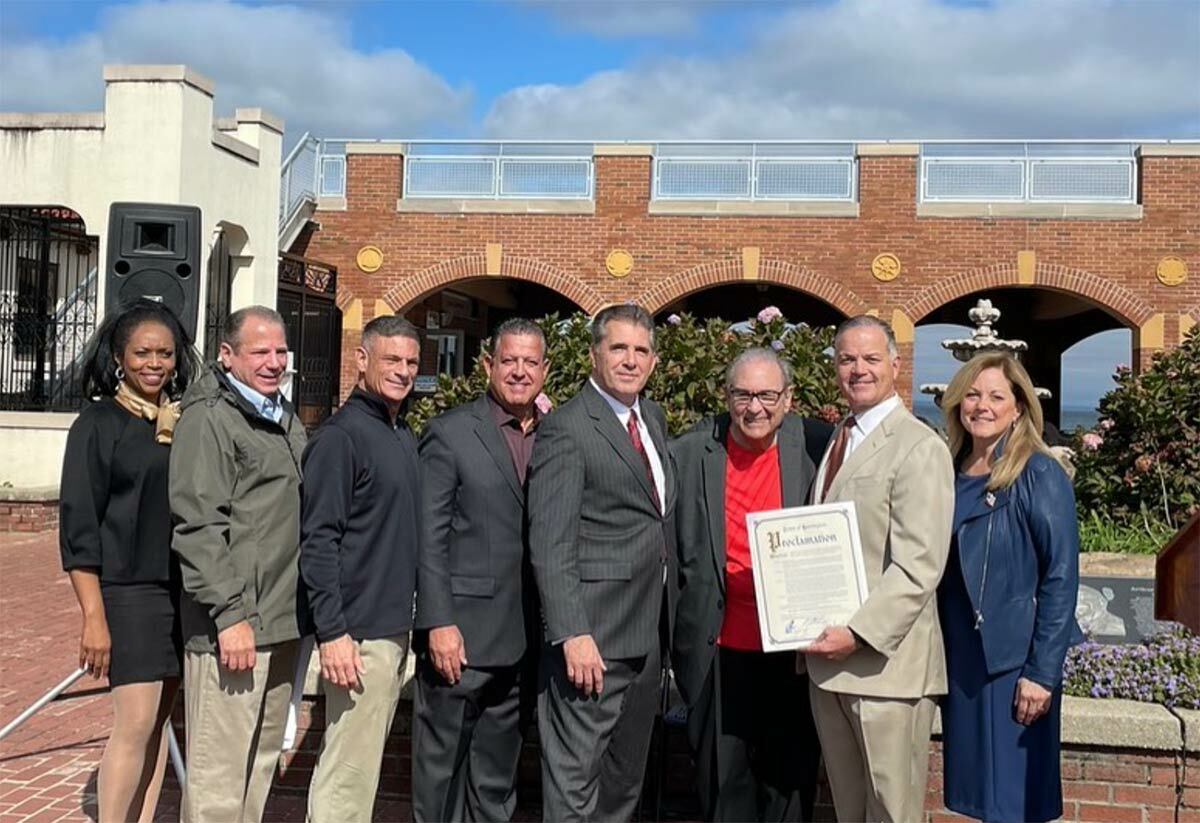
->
[671,347,834,822]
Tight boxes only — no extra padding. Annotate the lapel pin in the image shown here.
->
[985,492,996,508]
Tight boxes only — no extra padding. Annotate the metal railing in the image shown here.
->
[653,143,857,201]
[0,207,99,412]
[403,143,594,200]
[919,142,1137,203]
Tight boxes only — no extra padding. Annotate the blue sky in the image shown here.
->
[1,0,1195,409]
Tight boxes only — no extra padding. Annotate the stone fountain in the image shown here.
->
[919,299,1052,402]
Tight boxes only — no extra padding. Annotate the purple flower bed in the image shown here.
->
[1063,626,1200,709]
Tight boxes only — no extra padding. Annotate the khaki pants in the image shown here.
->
[181,641,299,823]
[809,682,937,823]
[307,635,409,823]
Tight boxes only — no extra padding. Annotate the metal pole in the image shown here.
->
[0,667,87,742]
[166,724,186,787]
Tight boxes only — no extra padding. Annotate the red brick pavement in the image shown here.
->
[0,532,416,823]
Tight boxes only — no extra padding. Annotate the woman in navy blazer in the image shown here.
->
[938,353,1084,823]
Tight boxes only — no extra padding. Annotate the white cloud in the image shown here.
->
[522,0,719,38]
[484,0,1200,138]
[0,0,473,140]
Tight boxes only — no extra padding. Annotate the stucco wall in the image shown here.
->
[0,64,284,492]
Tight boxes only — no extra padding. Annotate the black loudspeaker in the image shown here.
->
[106,203,202,339]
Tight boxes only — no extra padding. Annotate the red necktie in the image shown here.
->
[820,415,857,503]
[627,408,661,512]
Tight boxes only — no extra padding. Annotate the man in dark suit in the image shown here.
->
[528,303,675,823]
[411,318,549,823]
[671,348,833,821]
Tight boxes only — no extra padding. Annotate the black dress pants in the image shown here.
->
[699,647,821,822]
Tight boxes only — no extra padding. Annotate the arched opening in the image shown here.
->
[653,282,846,328]
[400,277,582,393]
[0,205,99,411]
[914,287,1132,430]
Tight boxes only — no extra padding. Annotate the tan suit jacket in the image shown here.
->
[807,403,954,699]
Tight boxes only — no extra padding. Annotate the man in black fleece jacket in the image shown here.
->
[299,314,422,822]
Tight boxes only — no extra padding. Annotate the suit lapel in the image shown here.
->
[582,383,659,509]
[779,420,815,508]
[827,405,905,501]
[470,396,524,505]
[644,402,674,512]
[702,422,728,594]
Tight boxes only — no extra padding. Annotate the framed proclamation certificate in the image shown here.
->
[746,501,870,652]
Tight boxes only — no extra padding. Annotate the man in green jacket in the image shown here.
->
[170,306,308,823]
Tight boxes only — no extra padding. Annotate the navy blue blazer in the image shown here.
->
[950,447,1085,689]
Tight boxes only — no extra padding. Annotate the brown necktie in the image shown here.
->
[820,415,857,503]
[627,408,661,512]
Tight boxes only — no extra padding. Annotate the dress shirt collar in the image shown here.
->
[486,391,539,432]
[225,371,284,423]
[848,393,901,438]
[589,377,643,421]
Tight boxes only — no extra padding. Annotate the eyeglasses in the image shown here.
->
[728,388,787,407]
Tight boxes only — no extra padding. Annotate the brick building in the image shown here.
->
[285,140,1199,425]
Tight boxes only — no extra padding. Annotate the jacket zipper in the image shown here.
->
[974,512,994,630]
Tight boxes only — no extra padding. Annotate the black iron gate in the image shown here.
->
[277,252,340,431]
[204,230,234,358]
[0,207,98,411]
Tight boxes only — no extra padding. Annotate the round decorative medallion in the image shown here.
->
[871,253,901,282]
[356,245,384,273]
[1156,256,1188,287]
[606,249,634,279]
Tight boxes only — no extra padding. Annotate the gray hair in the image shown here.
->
[221,306,286,349]
[834,315,898,358]
[725,347,794,389]
[491,318,546,356]
[591,304,655,350]
[362,315,421,350]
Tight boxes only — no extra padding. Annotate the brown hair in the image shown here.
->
[942,353,1054,491]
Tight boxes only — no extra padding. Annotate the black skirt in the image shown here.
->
[101,582,182,687]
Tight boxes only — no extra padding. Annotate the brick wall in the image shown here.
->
[302,151,1200,402]
[263,696,1199,822]
[0,500,58,533]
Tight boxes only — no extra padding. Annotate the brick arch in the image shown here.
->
[635,258,867,318]
[902,262,1155,328]
[382,254,605,314]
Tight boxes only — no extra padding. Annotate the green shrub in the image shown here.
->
[1077,511,1179,555]
[1072,327,1200,531]
[406,308,845,435]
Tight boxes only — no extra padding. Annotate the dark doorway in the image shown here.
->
[654,282,844,329]
[0,206,98,411]
[277,253,341,431]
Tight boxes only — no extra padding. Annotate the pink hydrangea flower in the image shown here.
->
[1081,432,1104,451]
[666,313,682,326]
[535,392,554,415]
[757,306,783,324]
[1099,418,1115,431]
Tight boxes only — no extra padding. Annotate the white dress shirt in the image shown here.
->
[589,378,667,513]
[814,393,903,500]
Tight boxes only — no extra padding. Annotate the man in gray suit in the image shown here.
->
[412,318,549,822]
[528,303,675,823]
[672,348,832,822]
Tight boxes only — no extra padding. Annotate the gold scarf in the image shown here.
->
[115,381,182,445]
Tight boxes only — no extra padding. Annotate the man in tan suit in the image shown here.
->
[803,315,954,823]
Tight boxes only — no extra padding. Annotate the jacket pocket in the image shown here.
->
[451,575,496,597]
[578,561,632,581]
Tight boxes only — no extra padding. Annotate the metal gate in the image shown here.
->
[0,207,98,411]
[204,230,234,358]
[277,252,340,431]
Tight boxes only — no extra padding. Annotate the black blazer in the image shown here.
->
[669,413,833,709]
[414,395,538,668]
[528,381,676,660]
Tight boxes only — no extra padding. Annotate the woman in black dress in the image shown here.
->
[60,299,198,822]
